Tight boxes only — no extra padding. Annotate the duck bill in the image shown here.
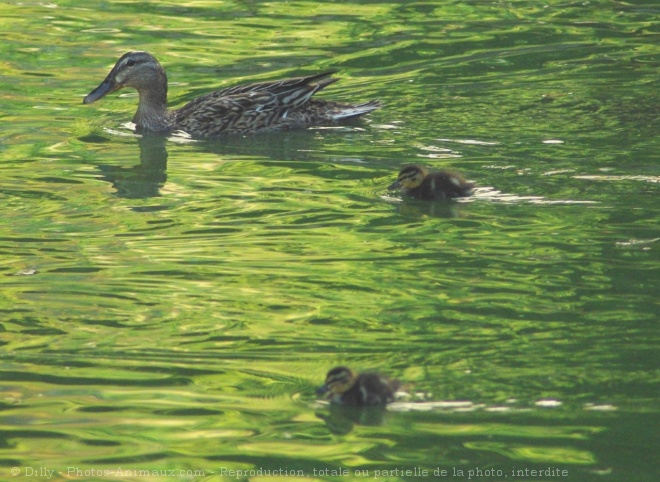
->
[316,384,330,397]
[83,75,120,104]
[387,180,402,190]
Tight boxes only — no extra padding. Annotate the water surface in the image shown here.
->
[1,1,658,481]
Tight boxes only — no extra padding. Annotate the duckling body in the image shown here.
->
[388,164,474,200]
[317,366,400,407]
[83,51,380,138]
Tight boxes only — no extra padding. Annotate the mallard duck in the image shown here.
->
[316,366,400,407]
[83,51,380,138]
[388,164,474,200]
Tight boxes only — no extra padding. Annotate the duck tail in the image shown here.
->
[331,99,382,120]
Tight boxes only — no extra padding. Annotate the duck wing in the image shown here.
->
[173,92,281,135]
[175,71,338,116]
[172,71,382,136]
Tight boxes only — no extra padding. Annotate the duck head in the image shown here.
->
[388,164,428,190]
[316,366,356,398]
[83,51,167,104]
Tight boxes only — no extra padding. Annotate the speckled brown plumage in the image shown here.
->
[317,366,400,407]
[388,164,475,200]
[83,51,380,138]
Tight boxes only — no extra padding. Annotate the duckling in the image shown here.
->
[388,164,474,200]
[83,51,380,138]
[317,366,400,407]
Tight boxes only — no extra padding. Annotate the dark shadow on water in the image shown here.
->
[315,404,388,435]
[196,124,372,161]
[81,123,374,199]
[384,197,471,219]
[85,134,169,199]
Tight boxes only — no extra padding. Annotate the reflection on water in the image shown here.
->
[1,1,658,481]
[81,121,381,199]
[91,134,169,199]
[316,403,389,435]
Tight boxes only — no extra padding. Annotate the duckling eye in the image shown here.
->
[125,59,136,67]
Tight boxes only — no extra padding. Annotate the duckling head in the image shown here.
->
[84,51,167,104]
[388,164,428,190]
[316,366,357,398]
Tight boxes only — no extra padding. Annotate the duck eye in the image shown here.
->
[125,59,136,67]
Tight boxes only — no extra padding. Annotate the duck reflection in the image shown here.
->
[81,126,369,199]
[392,200,470,219]
[316,404,389,435]
[82,133,169,199]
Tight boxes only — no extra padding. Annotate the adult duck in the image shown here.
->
[83,51,380,138]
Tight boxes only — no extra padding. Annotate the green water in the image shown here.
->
[1,1,658,481]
